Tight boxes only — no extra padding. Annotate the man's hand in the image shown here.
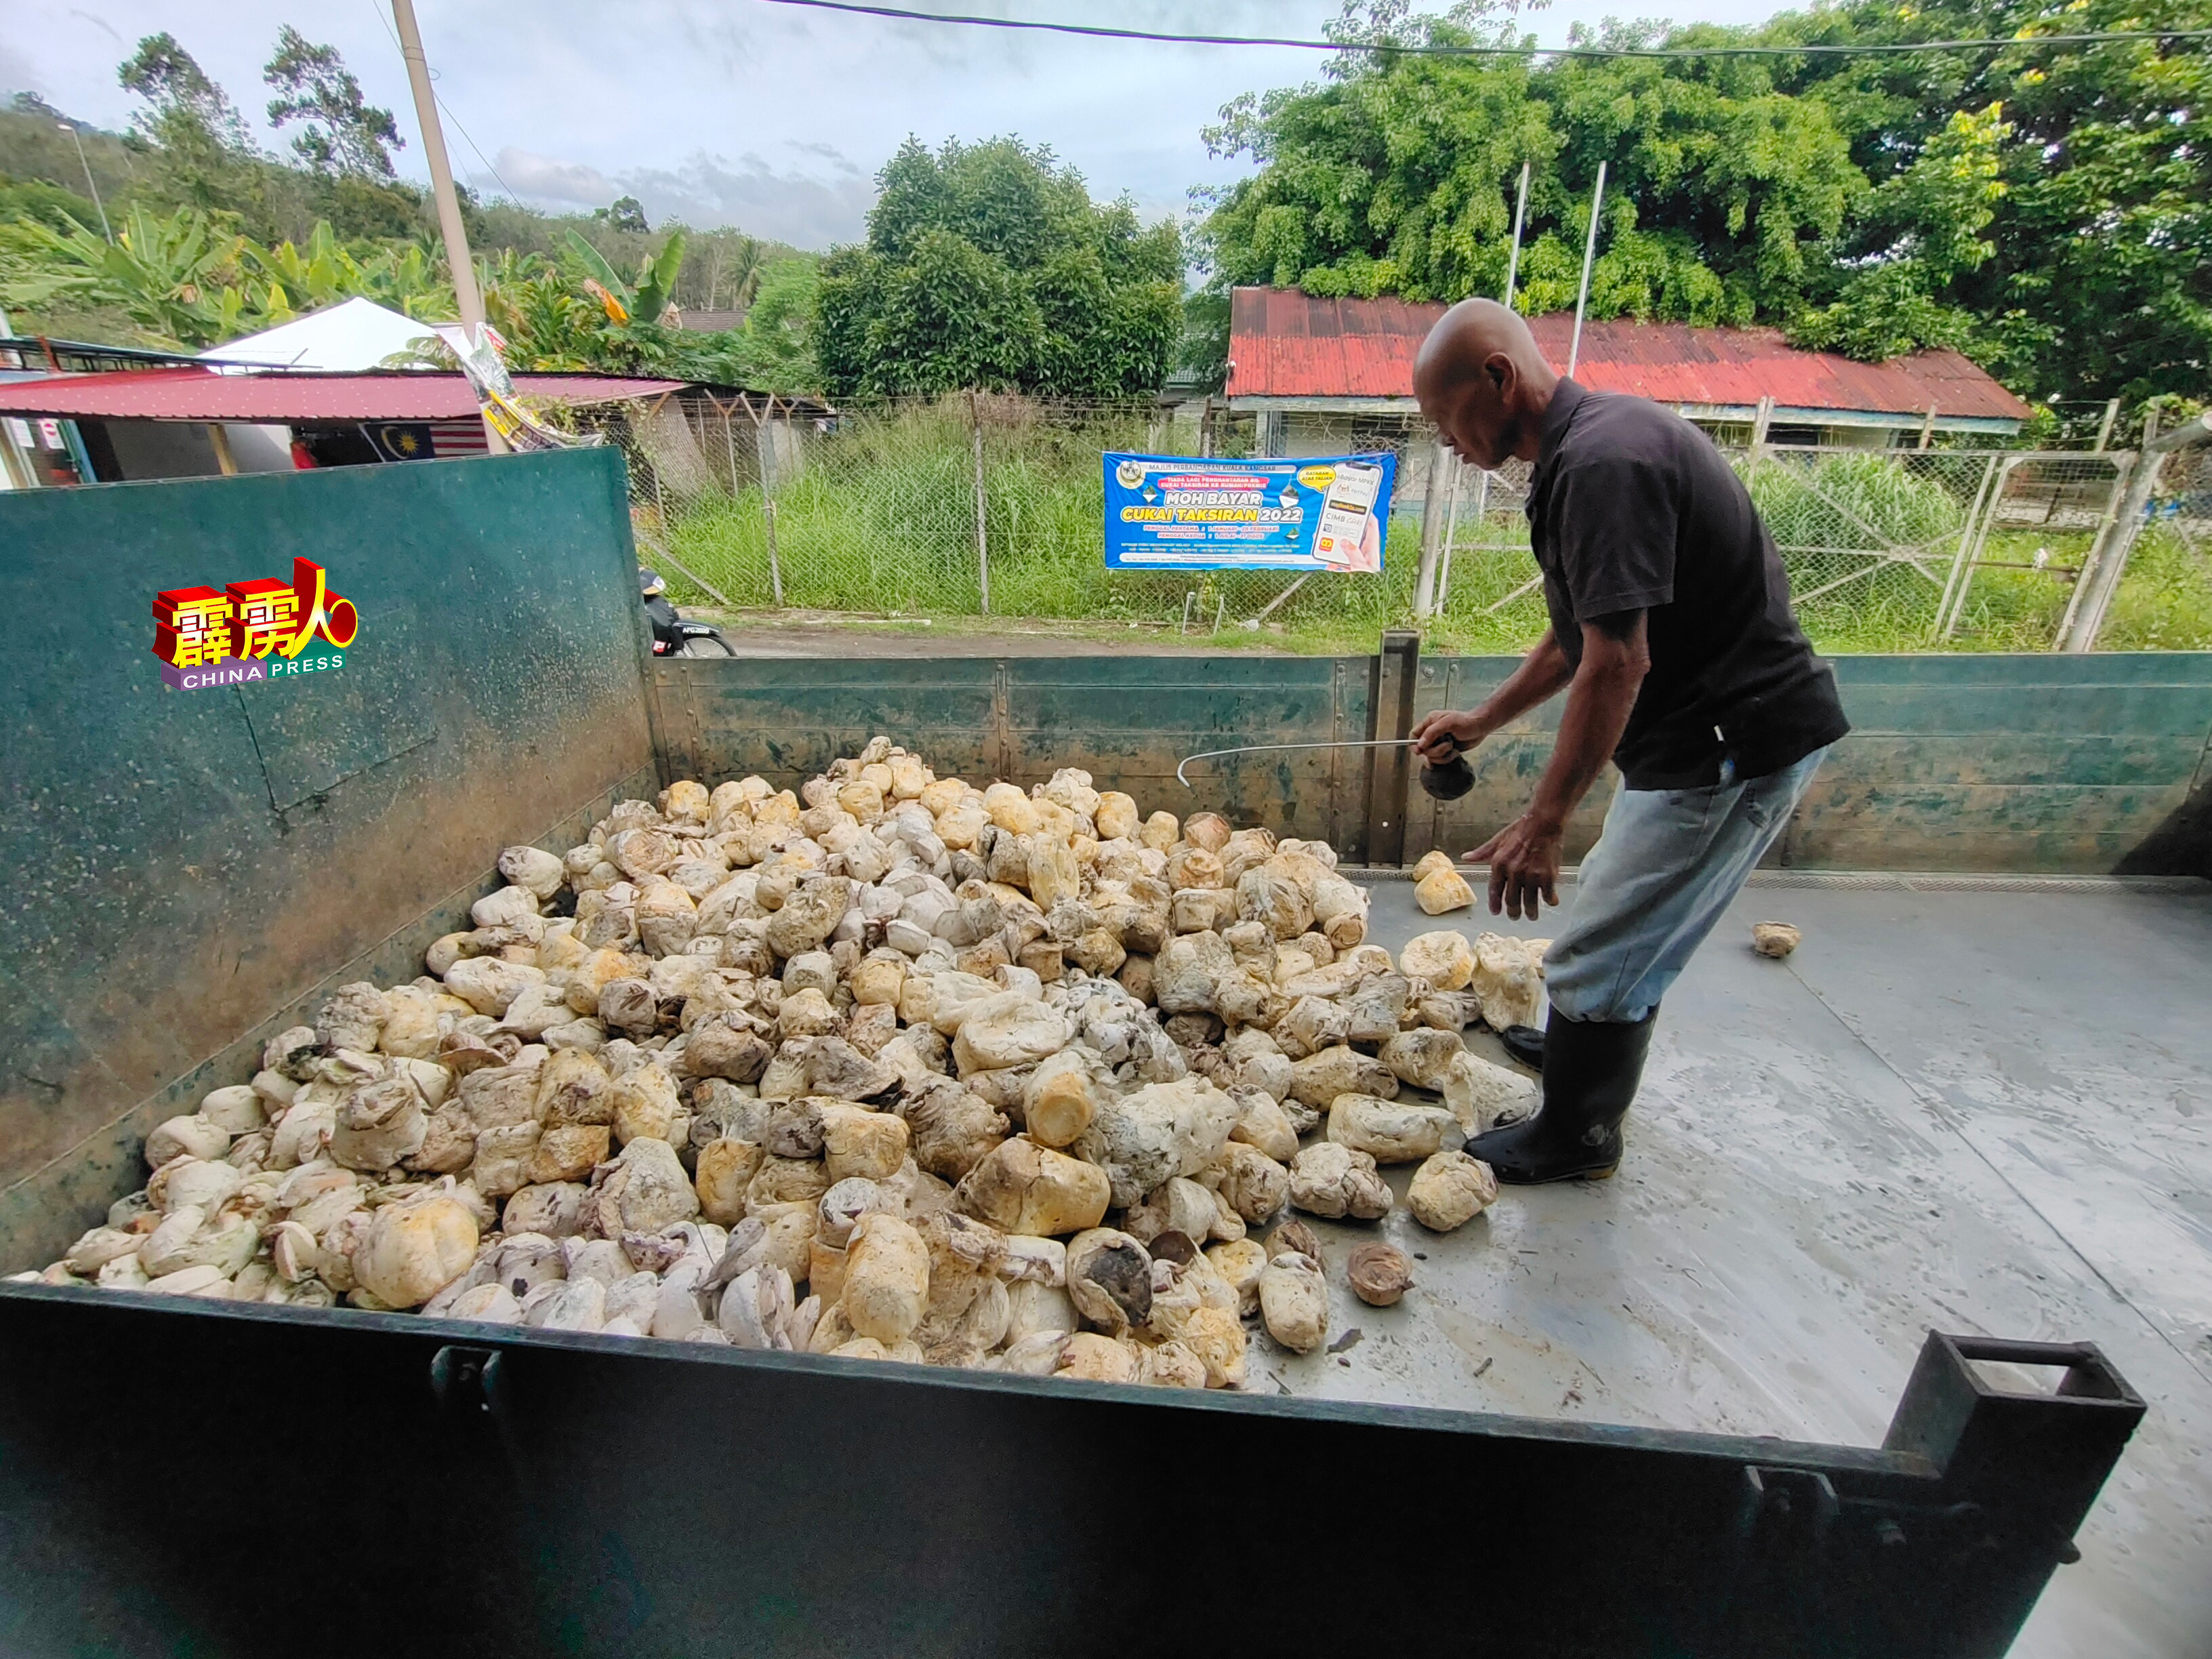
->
[1459,613,1645,923]
[1467,811,1563,921]
[1412,708,1487,764]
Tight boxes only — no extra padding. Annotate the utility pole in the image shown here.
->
[60,122,112,243]
[390,0,508,454]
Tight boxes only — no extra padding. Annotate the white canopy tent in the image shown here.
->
[198,298,468,372]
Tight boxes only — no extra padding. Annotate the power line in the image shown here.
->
[363,0,518,201]
[755,0,2212,58]
[434,96,516,203]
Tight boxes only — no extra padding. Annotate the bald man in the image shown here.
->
[1410,300,1848,1183]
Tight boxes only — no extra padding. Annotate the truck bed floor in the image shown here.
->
[1315,876,2212,1658]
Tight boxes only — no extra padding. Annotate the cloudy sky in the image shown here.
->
[7,0,1785,249]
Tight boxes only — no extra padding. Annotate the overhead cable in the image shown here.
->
[756,0,2212,58]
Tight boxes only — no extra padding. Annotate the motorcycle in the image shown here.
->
[640,567,735,657]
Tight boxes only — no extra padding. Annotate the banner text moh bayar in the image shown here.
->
[1102,452,1396,572]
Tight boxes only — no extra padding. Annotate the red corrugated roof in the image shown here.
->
[1225,288,2031,421]
[0,367,691,422]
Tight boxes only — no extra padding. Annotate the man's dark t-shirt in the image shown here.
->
[1525,380,1849,790]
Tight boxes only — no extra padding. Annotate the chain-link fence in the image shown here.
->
[577,388,2190,653]
[1413,443,2140,653]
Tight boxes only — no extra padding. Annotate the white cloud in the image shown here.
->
[489,146,620,207]
[476,144,877,246]
[0,41,43,96]
[618,150,878,247]
[11,0,1812,255]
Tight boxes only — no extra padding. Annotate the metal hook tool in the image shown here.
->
[1177,738,1476,800]
[1175,738,1416,789]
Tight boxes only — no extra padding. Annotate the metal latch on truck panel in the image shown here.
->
[1735,1465,1840,1547]
[429,1344,504,1417]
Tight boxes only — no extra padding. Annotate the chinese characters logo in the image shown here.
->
[153,557,359,691]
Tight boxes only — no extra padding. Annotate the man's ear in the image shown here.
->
[1486,352,1515,397]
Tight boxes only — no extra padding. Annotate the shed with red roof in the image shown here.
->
[1225,287,2030,453]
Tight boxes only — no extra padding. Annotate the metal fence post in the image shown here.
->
[1940,455,2013,638]
[2063,411,2212,652]
[1414,436,1450,619]
[970,389,991,614]
[2054,451,2137,649]
[1435,454,1465,611]
[718,396,741,495]
[751,397,785,609]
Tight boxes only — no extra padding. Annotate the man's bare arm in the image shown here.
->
[1410,627,1575,761]
[1470,612,1650,920]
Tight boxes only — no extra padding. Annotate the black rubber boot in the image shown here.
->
[1469,1010,1657,1183]
[1498,1024,1546,1072]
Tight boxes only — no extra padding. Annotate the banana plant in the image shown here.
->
[478,249,603,369]
[245,224,453,325]
[563,228,686,326]
[0,205,258,346]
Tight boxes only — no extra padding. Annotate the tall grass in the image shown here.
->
[2100,525,2212,651]
[657,409,2212,655]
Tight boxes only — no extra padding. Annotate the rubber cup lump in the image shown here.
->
[13,738,1548,1392]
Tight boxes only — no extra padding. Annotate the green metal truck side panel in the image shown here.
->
[655,655,1378,855]
[1408,653,2212,874]
[0,451,655,1261]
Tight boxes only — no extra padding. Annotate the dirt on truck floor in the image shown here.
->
[688,609,1301,658]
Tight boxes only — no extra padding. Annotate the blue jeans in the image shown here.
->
[1543,746,1831,1024]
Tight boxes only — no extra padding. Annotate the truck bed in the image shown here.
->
[1322,873,2212,1658]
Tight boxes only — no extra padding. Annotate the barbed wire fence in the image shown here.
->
[577,389,2193,653]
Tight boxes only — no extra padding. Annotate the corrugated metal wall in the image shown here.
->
[0,450,656,1258]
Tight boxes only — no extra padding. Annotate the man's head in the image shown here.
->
[1413,298,1559,470]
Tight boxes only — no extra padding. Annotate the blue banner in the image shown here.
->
[1102,451,1396,571]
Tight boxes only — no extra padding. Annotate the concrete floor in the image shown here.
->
[1286,875,2212,1659]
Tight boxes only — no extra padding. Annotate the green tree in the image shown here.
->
[245,220,451,323]
[1199,3,1860,341]
[697,232,765,312]
[727,258,819,388]
[120,33,253,148]
[1771,0,2211,401]
[264,26,404,179]
[118,32,263,218]
[1197,0,2211,400]
[815,136,1183,398]
[599,195,650,233]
